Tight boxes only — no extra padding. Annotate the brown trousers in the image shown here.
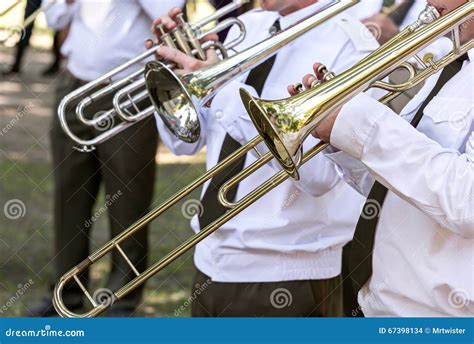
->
[50,72,158,309]
[191,268,343,317]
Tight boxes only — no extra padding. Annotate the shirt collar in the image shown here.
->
[275,0,332,31]
[467,48,473,62]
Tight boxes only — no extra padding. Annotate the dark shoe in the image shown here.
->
[28,297,82,317]
[41,63,60,76]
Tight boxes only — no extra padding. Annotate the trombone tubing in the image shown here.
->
[53,134,328,317]
[0,0,21,17]
[240,2,473,180]
[54,0,361,317]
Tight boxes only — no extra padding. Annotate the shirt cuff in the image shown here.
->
[330,93,386,160]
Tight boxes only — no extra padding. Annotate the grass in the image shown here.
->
[0,158,205,317]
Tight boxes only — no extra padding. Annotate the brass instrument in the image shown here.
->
[0,0,55,46]
[53,0,357,318]
[144,0,355,143]
[0,1,21,17]
[58,0,249,152]
[241,2,473,180]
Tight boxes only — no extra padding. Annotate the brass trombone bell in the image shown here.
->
[240,2,473,180]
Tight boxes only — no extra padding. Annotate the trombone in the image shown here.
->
[53,0,357,318]
[0,0,55,46]
[240,1,473,180]
[0,1,21,17]
[58,0,249,153]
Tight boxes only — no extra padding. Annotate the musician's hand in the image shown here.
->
[152,45,219,74]
[362,13,399,45]
[145,7,219,74]
[287,63,340,143]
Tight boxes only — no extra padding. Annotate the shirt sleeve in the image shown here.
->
[211,16,385,197]
[43,0,78,30]
[330,92,474,239]
[324,148,376,197]
[210,79,341,197]
[138,0,185,20]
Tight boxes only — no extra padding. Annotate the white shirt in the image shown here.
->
[395,0,428,28]
[44,0,185,81]
[327,49,474,316]
[156,1,382,282]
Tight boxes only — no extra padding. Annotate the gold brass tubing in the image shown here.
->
[0,0,21,17]
[219,150,274,209]
[53,136,262,317]
[113,140,329,303]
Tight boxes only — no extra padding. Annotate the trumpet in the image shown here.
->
[0,0,55,46]
[53,0,357,318]
[58,0,249,153]
[144,0,356,143]
[241,2,473,180]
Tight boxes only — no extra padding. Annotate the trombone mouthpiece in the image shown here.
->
[410,5,441,30]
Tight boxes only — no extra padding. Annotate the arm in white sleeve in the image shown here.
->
[138,0,185,20]
[43,0,77,30]
[211,81,340,197]
[211,18,383,197]
[324,148,376,197]
[330,92,474,238]
[154,107,207,156]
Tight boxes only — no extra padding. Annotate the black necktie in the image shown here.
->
[199,20,281,229]
[342,54,468,317]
